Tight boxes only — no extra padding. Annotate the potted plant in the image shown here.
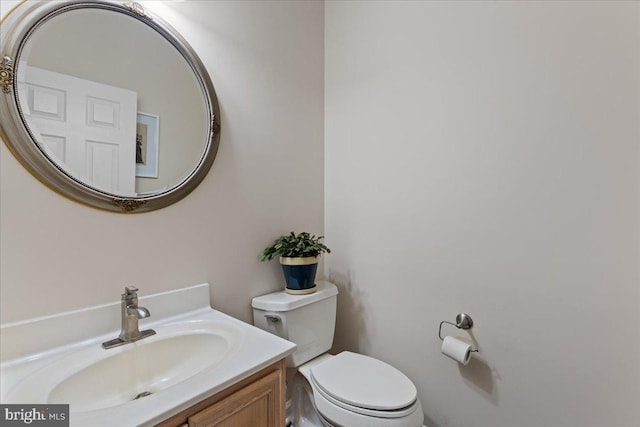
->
[259,232,331,294]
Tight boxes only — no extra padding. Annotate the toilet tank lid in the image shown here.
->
[252,281,338,312]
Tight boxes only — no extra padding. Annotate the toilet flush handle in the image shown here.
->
[264,313,281,323]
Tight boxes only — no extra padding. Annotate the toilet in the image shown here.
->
[252,281,424,427]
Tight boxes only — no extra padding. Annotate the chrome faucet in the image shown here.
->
[102,286,156,349]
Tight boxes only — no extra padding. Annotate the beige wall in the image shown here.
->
[325,1,639,427]
[0,0,325,323]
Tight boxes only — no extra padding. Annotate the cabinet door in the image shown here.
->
[188,370,282,427]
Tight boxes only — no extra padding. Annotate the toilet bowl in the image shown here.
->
[252,281,424,427]
[299,352,424,427]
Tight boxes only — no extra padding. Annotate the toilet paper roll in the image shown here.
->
[441,336,474,365]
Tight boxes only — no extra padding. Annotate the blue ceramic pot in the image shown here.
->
[280,256,318,294]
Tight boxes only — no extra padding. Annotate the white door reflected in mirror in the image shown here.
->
[19,66,137,196]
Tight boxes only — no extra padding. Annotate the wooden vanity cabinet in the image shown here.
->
[156,359,286,427]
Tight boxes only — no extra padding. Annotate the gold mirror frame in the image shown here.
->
[0,1,220,213]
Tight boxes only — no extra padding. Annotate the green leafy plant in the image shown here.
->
[259,232,331,261]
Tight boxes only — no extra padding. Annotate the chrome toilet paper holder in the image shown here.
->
[438,313,479,352]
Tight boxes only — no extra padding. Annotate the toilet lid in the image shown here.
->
[310,351,417,411]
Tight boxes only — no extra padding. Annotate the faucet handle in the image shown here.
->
[124,285,139,295]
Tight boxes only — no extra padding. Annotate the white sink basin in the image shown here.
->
[49,332,230,412]
[8,320,240,413]
[0,284,296,427]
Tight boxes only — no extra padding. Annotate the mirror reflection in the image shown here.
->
[17,8,209,197]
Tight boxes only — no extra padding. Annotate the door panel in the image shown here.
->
[19,65,137,195]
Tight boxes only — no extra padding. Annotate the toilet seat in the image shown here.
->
[311,383,424,427]
[311,375,421,418]
[309,352,419,419]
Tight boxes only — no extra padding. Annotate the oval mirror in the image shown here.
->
[0,1,220,212]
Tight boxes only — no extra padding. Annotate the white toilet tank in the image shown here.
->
[252,281,338,367]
